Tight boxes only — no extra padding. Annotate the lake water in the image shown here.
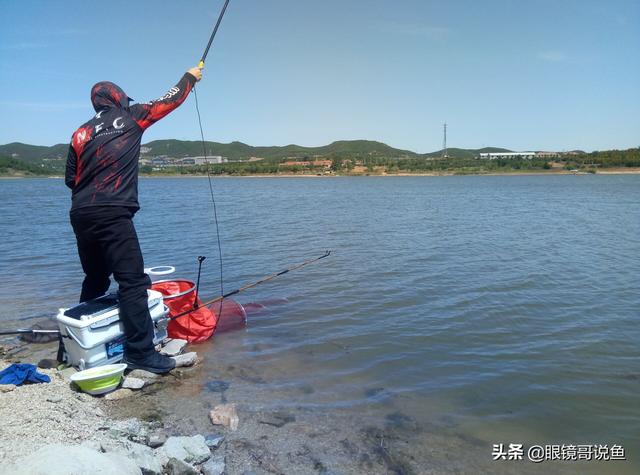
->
[1,175,638,474]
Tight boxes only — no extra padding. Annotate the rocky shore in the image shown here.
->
[0,342,227,475]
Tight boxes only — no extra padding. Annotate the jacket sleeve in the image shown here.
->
[65,144,77,190]
[129,73,197,130]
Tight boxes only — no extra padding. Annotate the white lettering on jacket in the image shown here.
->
[95,122,105,133]
[76,130,87,144]
[157,86,180,101]
[113,117,124,129]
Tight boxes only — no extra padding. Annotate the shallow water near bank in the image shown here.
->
[1,176,639,473]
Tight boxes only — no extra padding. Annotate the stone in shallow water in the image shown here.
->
[206,380,230,393]
[172,352,197,368]
[160,338,188,356]
[258,411,296,428]
[209,403,239,431]
[204,434,225,449]
[201,455,226,475]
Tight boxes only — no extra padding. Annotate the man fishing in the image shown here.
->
[64,66,203,373]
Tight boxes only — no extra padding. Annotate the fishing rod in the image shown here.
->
[168,250,332,322]
[0,329,60,336]
[191,0,231,320]
[198,0,231,69]
[0,252,332,336]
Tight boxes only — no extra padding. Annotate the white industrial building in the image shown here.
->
[179,156,226,165]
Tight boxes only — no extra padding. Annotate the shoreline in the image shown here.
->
[2,167,640,179]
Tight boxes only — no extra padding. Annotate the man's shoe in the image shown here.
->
[123,351,176,374]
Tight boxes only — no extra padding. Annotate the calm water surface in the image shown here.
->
[1,175,638,473]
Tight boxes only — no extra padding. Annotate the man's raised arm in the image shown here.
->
[130,67,202,130]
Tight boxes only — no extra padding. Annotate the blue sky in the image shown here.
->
[0,0,638,152]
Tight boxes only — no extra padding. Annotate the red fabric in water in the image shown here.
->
[209,299,247,333]
[151,280,217,343]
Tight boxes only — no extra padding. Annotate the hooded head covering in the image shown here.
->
[90,81,133,112]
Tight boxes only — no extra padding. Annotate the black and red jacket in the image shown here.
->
[65,73,196,211]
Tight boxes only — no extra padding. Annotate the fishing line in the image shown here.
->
[191,0,231,321]
[193,86,224,316]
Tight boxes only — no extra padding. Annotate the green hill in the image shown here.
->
[141,139,420,160]
[0,139,514,165]
[0,142,68,162]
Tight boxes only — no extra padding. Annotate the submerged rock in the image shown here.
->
[209,403,239,431]
[204,434,225,449]
[172,352,198,368]
[258,411,295,428]
[201,454,226,475]
[205,380,230,393]
[162,435,211,464]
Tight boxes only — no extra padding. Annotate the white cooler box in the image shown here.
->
[56,289,169,370]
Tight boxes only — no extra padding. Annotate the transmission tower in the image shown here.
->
[442,122,449,159]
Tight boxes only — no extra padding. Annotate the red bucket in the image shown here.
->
[151,280,217,343]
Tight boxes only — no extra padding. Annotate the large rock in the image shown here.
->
[119,441,163,475]
[122,376,146,390]
[3,444,141,475]
[162,435,211,464]
[209,403,239,431]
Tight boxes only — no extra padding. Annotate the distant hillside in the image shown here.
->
[0,142,68,162]
[0,140,513,167]
[141,139,420,160]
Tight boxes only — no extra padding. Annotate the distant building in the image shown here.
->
[178,156,226,166]
[478,152,536,160]
[477,151,565,160]
[535,151,560,158]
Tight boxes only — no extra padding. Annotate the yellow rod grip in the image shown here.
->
[198,60,205,69]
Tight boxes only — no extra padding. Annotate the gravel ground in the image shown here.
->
[0,361,108,464]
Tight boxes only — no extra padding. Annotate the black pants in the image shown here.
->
[70,206,154,357]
